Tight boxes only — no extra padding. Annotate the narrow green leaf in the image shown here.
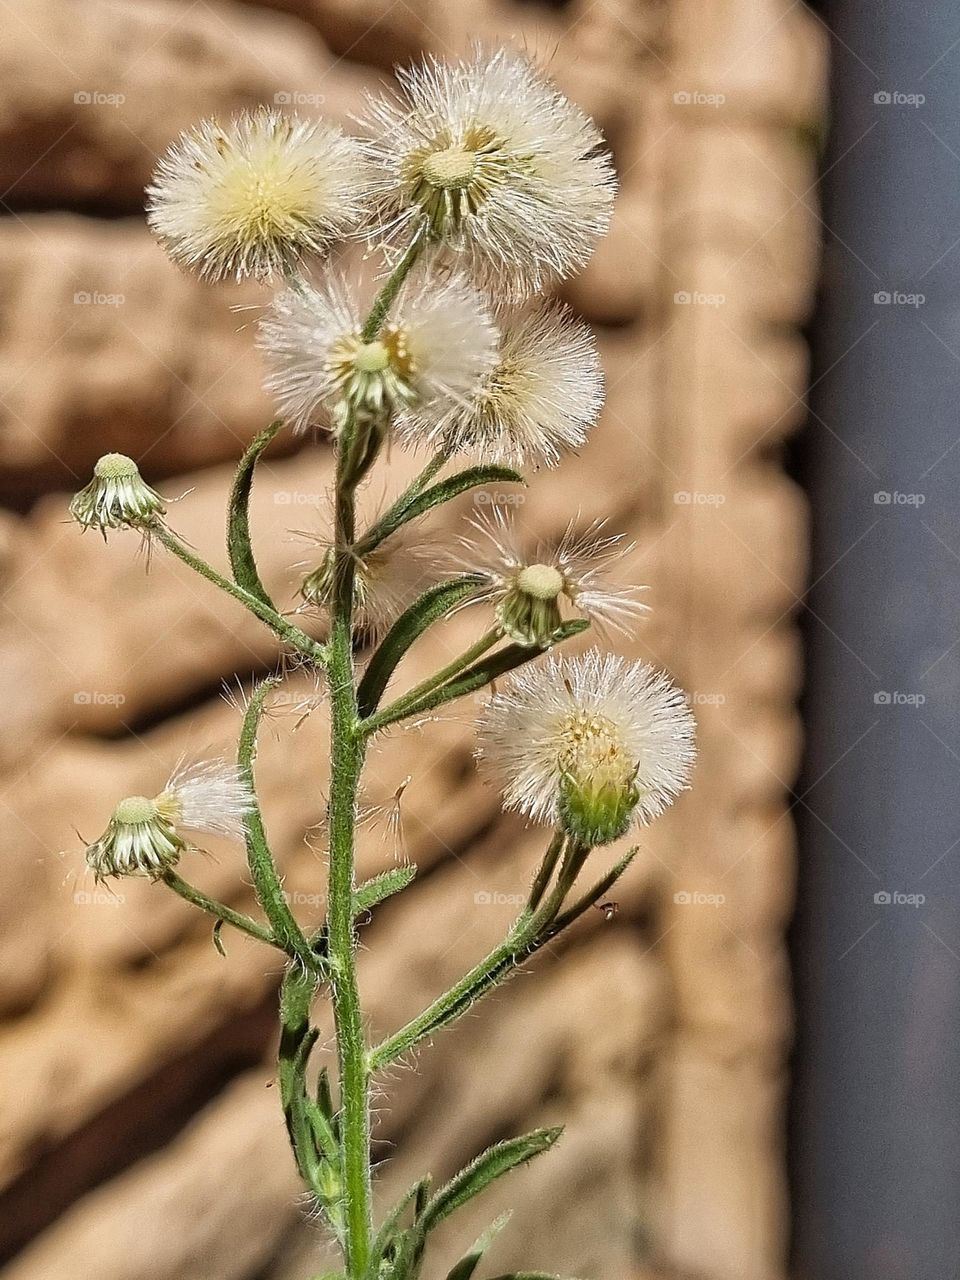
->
[353,864,417,917]
[486,1273,573,1279]
[366,1176,432,1280]
[227,420,283,607]
[357,577,483,717]
[390,621,591,726]
[212,919,226,956]
[359,465,525,552]
[419,1128,563,1236]
[444,1213,512,1280]
[547,846,639,937]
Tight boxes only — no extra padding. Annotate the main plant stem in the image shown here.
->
[329,430,372,1279]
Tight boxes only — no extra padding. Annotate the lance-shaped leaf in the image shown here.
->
[227,420,283,607]
[366,1176,432,1280]
[486,1273,575,1279]
[358,465,525,553]
[545,846,639,938]
[357,577,483,717]
[444,1213,512,1280]
[419,1128,563,1237]
[353,865,417,917]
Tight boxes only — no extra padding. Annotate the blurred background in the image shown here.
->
[3,2,953,1279]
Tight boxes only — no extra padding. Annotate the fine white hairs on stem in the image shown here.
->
[450,508,649,646]
[257,271,497,433]
[396,301,603,467]
[85,760,254,880]
[146,109,370,282]
[360,47,617,300]
[476,650,696,845]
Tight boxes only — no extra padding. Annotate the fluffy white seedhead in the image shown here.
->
[361,48,617,300]
[146,109,370,282]
[85,760,253,881]
[451,509,649,645]
[396,300,603,467]
[258,272,497,433]
[476,650,696,844]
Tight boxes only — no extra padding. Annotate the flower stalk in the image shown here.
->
[71,48,697,1280]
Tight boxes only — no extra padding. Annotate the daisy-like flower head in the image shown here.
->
[257,271,497,434]
[86,760,253,881]
[297,530,442,640]
[396,301,602,468]
[70,454,166,535]
[361,48,617,299]
[476,650,696,846]
[146,109,370,283]
[452,509,649,646]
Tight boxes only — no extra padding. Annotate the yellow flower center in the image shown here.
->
[114,795,157,825]
[422,147,478,189]
[517,563,565,601]
[557,712,633,789]
[354,341,390,373]
[95,453,139,481]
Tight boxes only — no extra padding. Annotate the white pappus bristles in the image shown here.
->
[396,301,603,468]
[257,272,497,434]
[451,509,649,646]
[297,528,443,641]
[476,650,696,846]
[146,109,370,282]
[86,760,254,881]
[360,48,617,300]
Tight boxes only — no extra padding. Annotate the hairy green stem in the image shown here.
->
[328,432,373,1278]
[353,445,451,557]
[360,230,426,343]
[160,869,277,947]
[368,837,588,1070]
[152,523,328,667]
[361,628,501,734]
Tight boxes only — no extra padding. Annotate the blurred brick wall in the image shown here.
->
[0,2,825,1278]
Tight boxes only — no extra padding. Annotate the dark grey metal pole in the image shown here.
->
[792,4,960,1278]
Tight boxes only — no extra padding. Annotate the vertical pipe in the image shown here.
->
[793,4,960,1277]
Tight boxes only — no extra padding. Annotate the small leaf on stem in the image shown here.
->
[227,420,283,607]
[357,577,484,716]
